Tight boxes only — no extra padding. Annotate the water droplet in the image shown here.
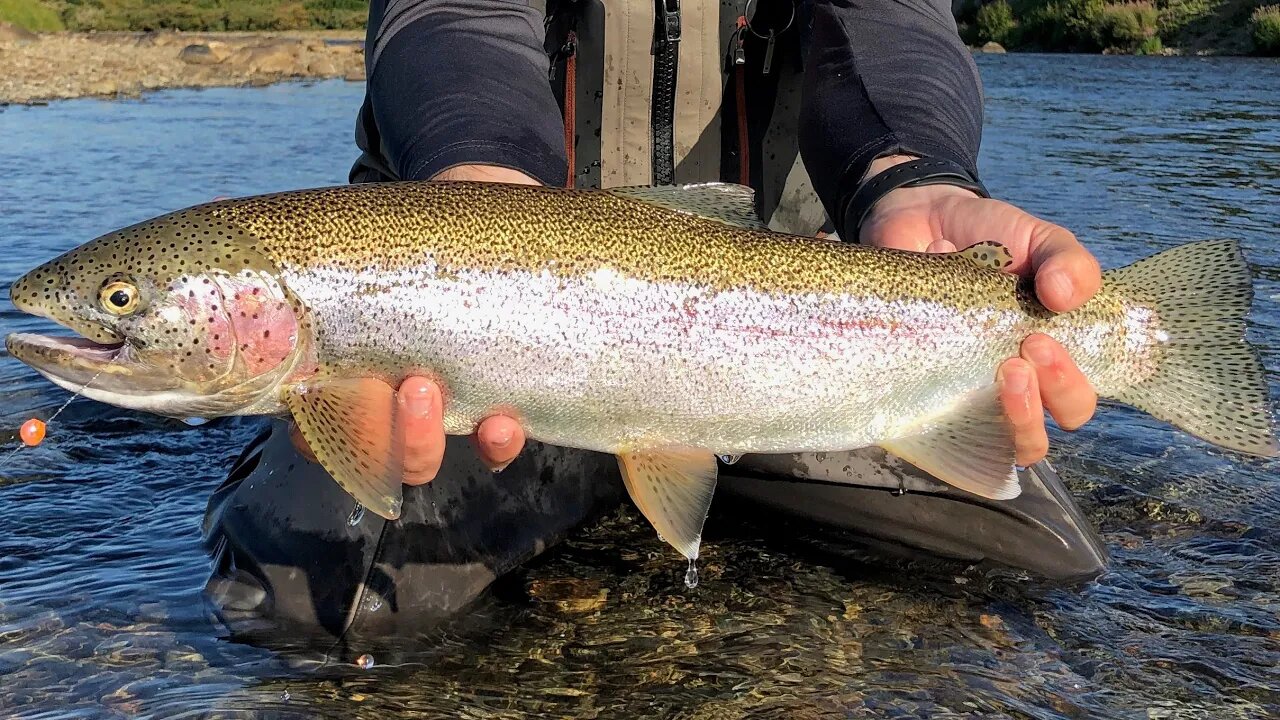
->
[347,504,365,526]
[368,596,383,612]
[717,454,740,465]
[355,653,375,670]
[182,417,209,426]
[684,559,699,589]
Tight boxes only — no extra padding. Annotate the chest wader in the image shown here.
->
[202,0,1109,652]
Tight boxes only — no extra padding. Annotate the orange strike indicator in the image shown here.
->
[20,418,46,447]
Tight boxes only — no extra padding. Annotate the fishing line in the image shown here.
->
[0,342,127,472]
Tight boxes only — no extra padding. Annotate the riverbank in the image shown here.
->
[0,28,364,105]
[957,0,1280,56]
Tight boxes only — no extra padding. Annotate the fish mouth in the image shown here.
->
[5,332,178,397]
[7,333,126,364]
[7,332,128,384]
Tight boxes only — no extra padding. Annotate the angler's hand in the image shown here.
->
[288,164,534,483]
[859,156,1101,467]
[288,378,526,484]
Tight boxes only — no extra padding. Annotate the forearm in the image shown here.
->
[363,0,565,184]
[798,0,985,237]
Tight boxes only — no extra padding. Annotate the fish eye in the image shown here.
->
[99,281,139,315]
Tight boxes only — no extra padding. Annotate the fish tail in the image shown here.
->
[1103,239,1277,457]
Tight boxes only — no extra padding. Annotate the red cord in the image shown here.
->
[564,31,578,188]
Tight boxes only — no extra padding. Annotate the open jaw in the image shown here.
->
[4,332,159,396]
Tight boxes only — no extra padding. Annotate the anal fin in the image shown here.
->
[880,385,1021,500]
[286,377,406,520]
[616,448,719,560]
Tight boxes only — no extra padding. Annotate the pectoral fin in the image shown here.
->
[880,385,1021,500]
[286,377,405,520]
[617,448,719,560]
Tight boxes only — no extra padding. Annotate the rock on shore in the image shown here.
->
[0,30,365,105]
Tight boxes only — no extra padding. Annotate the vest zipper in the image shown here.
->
[650,0,681,185]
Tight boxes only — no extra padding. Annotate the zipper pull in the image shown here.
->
[762,29,777,75]
[548,31,578,81]
[732,16,747,66]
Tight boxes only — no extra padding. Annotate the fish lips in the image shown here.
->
[5,332,182,398]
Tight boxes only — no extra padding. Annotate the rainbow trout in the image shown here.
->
[7,182,1277,560]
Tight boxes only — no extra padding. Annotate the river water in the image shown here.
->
[0,55,1278,718]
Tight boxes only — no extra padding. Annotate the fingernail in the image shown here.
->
[400,384,433,418]
[1040,269,1074,306]
[1024,337,1056,368]
[488,425,513,449]
[1001,365,1029,396]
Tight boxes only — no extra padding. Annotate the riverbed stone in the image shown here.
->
[307,57,339,76]
[0,22,38,44]
[85,80,119,96]
[227,42,304,75]
[179,44,219,65]
[528,578,609,614]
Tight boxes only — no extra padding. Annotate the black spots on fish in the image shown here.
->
[286,378,404,518]
[955,242,1015,271]
[1105,239,1277,457]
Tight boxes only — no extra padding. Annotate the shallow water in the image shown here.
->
[1,56,1279,718]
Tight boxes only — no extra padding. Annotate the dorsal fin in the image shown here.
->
[953,241,1014,270]
[608,183,768,231]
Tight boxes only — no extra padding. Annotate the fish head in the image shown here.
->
[6,203,306,418]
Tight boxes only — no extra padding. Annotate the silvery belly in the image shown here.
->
[290,263,1028,456]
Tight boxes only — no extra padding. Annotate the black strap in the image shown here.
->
[841,157,989,241]
[650,0,680,185]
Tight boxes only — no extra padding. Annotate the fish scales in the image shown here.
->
[212,183,1127,452]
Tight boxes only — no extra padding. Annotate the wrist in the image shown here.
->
[430,164,542,185]
[841,154,987,243]
[866,181,980,221]
[865,156,984,213]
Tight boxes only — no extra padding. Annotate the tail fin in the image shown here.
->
[1104,239,1277,457]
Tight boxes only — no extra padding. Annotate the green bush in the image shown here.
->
[1135,33,1163,53]
[977,0,1017,43]
[1095,1,1159,52]
[303,1,366,30]
[54,0,368,31]
[0,0,65,31]
[1009,2,1062,48]
[1054,0,1105,46]
[1010,0,1105,50]
[1155,0,1213,40]
[1253,5,1280,54]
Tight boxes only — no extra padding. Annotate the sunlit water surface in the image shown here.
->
[0,55,1278,718]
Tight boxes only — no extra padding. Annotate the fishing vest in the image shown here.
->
[541,0,829,236]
